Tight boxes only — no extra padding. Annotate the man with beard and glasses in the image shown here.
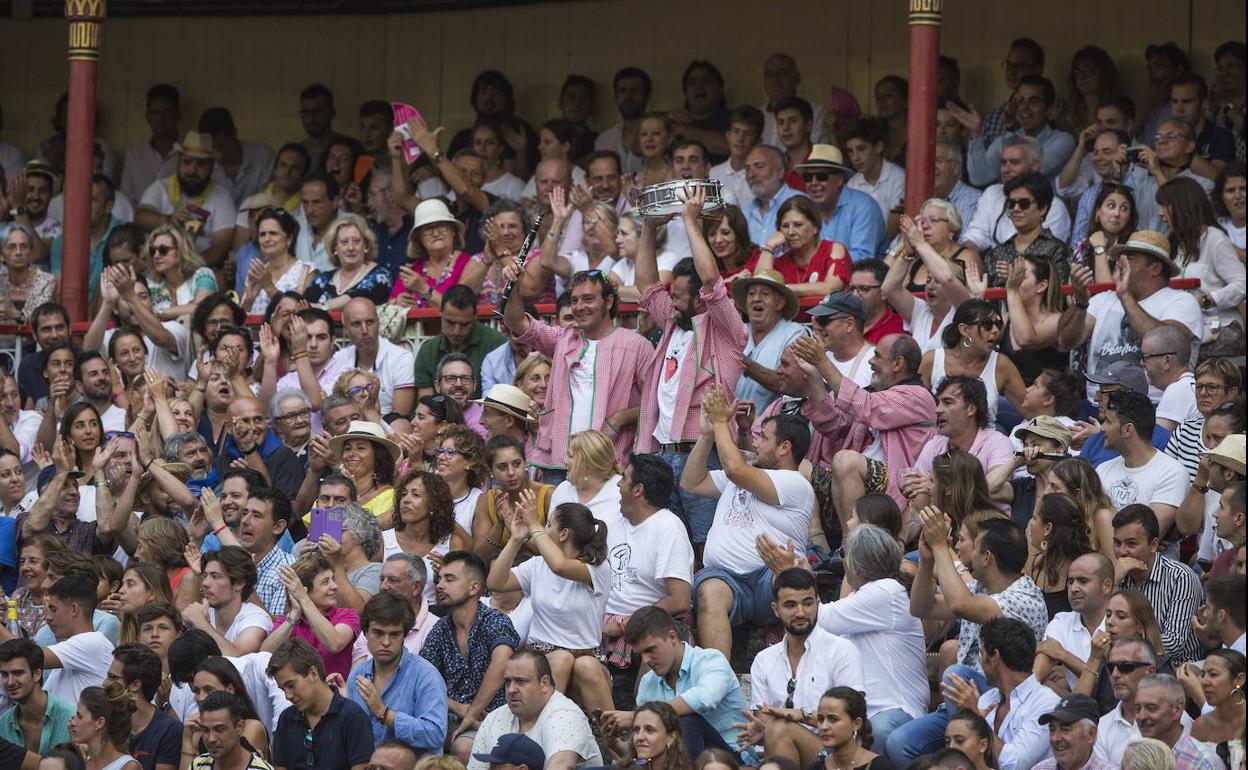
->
[419,551,518,763]
[594,67,652,175]
[732,569,864,769]
[504,261,651,485]
[136,131,238,267]
[636,189,746,549]
[682,385,814,659]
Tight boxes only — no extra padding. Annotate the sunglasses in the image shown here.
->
[1106,660,1152,674]
[800,171,832,182]
[150,244,176,256]
[105,430,135,440]
[977,318,1004,330]
[1004,198,1035,211]
[784,676,797,709]
[1140,351,1176,360]
[304,728,314,767]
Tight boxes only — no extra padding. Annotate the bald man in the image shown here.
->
[1140,325,1199,431]
[332,297,417,419]
[211,396,306,500]
[760,53,829,147]
[1035,552,1115,690]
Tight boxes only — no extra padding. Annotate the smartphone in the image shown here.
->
[1125,148,1142,166]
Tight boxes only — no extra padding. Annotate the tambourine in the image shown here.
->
[631,178,725,219]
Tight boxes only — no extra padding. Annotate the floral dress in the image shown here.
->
[148,266,217,311]
[303,264,393,306]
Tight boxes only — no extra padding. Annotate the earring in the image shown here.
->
[961,336,973,348]
[853,729,860,745]
[1040,539,1048,552]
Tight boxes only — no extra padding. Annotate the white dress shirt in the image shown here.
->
[1093,701,1193,767]
[748,626,864,711]
[977,674,1061,770]
[1043,610,1106,688]
[847,160,905,222]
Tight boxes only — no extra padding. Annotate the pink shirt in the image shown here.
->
[917,428,1015,478]
[636,278,747,452]
[389,251,472,307]
[274,607,360,680]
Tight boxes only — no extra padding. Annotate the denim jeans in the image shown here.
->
[657,448,721,543]
[679,712,734,760]
[869,707,914,756]
[538,467,568,486]
[884,664,988,767]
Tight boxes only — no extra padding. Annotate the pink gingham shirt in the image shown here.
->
[803,377,936,508]
[515,317,653,469]
[636,278,747,452]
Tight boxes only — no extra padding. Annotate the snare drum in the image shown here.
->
[632,178,724,219]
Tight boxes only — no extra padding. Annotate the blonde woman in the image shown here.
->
[513,354,551,410]
[304,213,392,309]
[1120,738,1177,770]
[1047,457,1116,561]
[144,224,217,321]
[334,368,386,426]
[549,430,624,529]
[135,517,200,611]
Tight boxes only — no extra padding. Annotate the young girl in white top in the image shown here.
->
[487,490,615,715]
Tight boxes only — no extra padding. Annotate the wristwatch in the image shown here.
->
[1092,245,1106,256]
[430,151,444,165]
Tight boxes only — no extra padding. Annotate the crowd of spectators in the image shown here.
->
[0,32,1244,770]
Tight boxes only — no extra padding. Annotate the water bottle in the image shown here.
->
[5,598,22,638]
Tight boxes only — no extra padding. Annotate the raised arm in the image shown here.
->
[1056,264,1096,351]
[634,219,662,294]
[1003,257,1060,349]
[707,385,782,506]
[682,185,722,287]
[408,118,490,214]
[881,240,917,320]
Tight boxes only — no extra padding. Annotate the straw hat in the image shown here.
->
[1202,433,1246,476]
[410,199,465,237]
[793,144,854,176]
[1015,416,1073,451]
[240,191,286,212]
[327,421,402,465]
[140,459,193,488]
[731,269,800,320]
[473,384,537,423]
[173,131,220,161]
[1107,230,1180,278]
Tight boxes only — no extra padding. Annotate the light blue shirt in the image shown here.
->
[1127,166,1214,233]
[480,342,519,394]
[820,187,886,263]
[966,124,1077,187]
[35,608,119,647]
[947,180,982,233]
[636,643,745,750]
[348,648,448,754]
[0,690,74,753]
[735,319,807,412]
[747,185,802,246]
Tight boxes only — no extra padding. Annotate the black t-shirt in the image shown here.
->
[455,191,499,255]
[273,693,375,770]
[130,709,183,770]
[0,736,29,770]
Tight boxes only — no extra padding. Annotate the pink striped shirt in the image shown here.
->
[803,378,937,508]
[636,278,747,452]
[515,317,653,469]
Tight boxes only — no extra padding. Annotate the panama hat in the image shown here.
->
[1202,433,1245,476]
[473,384,537,423]
[793,144,854,176]
[732,269,800,320]
[1107,230,1180,278]
[410,198,465,237]
[173,131,220,161]
[327,421,402,465]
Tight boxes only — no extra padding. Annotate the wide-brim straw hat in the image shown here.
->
[1202,433,1246,476]
[173,131,220,161]
[410,198,465,238]
[793,144,854,176]
[731,269,801,320]
[327,421,402,465]
[473,384,538,423]
[1107,230,1180,278]
[140,459,193,488]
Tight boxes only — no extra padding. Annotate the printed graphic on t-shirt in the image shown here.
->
[1107,476,1140,509]
[610,543,637,591]
[726,487,755,527]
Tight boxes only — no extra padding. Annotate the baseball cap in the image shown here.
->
[1038,693,1101,726]
[472,734,545,770]
[1085,361,1150,396]
[36,465,86,494]
[807,291,866,322]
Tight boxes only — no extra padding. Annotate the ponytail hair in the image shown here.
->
[553,502,608,565]
[820,686,873,749]
[80,680,138,750]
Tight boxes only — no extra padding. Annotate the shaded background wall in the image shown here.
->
[0,0,1243,159]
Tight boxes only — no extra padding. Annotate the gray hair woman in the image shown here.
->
[309,501,384,612]
[0,222,57,325]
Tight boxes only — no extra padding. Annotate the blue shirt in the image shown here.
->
[967,124,1077,187]
[1080,425,1172,467]
[636,643,746,750]
[272,692,375,770]
[348,649,448,754]
[420,604,519,713]
[234,241,261,295]
[480,342,519,394]
[735,319,807,412]
[947,180,982,233]
[747,185,802,246]
[0,691,74,753]
[372,216,415,279]
[820,187,886,263]
[50,216,123,301]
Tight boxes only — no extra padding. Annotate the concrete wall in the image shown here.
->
[0,0,1242,161]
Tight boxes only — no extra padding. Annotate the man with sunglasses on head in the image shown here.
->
[794,144,885,264]
[502,256,651,486]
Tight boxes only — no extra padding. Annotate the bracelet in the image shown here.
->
[143,459,154,471]
[531,530,549,539]
[291,350,309,360]
[213,524,228,536]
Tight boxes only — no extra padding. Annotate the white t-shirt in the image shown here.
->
[568,339,599,435]
[1096,450,1189,511]
[827,344,875,389]
[555,251,617,298]
[905,296,955,354]
[604,509,694,616]
[653,326,693,445]
[104,321,192,381]
[467,689,603,770]
[847,160,906,221]
[483,173,526,202]
[1156,372,1200,426]
[1085,287,1203,400]
[484,594,534,647]
[210,601,272,643]
[609,251,680,288]
[512,557,612,651]
[453,488,484,535]
[331,338,416,415]
[550,477,625,535]
[101,405,127,433]
[703,469,814,575]
[44,631,114,704]
[138,177,239,255]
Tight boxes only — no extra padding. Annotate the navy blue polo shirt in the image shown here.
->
[272,691,375,770]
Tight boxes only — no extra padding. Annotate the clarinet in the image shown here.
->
[494,210,545,317]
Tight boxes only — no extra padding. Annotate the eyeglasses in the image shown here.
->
[915,216,949,227]
[800,171,832,182]
[105,430,135,440]
[347,385,375,397]
[150,244,176,256]
[1154,130,1187,144]
[847,284,881,295]
[435,448,463,457]
[276,408,312,422]
[304,728,314,767]
[439,375,474,384]
[1140,350,1176,360]
[1106,660,1152,674]
[1195,382,1233,394]
[1004,198,1035,211]
[784,676,797,709]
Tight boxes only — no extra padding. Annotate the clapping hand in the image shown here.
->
[919,505,952,549]
[503,494,530,541]
[943,101,983,138]
[548,186,573,222]
[701,385,735,426]
[756,533,808,573]
[1113,256,1132,297]
[965,261,988,299]
[258,323,281,364]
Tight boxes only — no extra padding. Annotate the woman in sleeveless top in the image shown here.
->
[472,435,554,563]
[1189,649,1246,770]
[1023,493,1093,619]
[136,517,200,612]
[920,299,1027,427]
[1001,254,1068,384]
[886,214,975,354]
[384,469,471,605]
[241,207,316,315]
[70,682,143,770]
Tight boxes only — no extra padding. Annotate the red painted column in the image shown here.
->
[904,0,942,214]
[61,0,106,322]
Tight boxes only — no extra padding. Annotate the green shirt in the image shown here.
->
[413,322,507,399]
[0,691,75,754]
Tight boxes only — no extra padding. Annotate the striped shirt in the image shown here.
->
[1164,415,1207,482]
[1122,554,1203,663]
